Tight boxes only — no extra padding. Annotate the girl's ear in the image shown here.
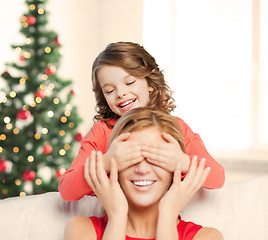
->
[149,86,154,92]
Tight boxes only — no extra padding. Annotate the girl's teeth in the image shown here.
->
[133,180,154,186]
[121,100,133,107]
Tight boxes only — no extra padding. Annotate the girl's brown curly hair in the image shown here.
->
[92,42,175,127]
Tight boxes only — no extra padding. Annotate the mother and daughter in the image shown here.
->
[64,107,223,239]
[59,42,225,239]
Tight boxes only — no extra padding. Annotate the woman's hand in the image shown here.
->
[104,132,143,172]
[84,151,128,218]
[158,156,210,221]
[141,132,190,173]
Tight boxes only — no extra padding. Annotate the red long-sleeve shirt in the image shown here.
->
[58,117,225,201]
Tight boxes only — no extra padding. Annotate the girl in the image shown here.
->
[58,42,225,201]
[64,107,223,240]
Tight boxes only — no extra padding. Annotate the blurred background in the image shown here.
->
[1,0,268,185]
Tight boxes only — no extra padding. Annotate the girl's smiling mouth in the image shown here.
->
[118,98,137,109]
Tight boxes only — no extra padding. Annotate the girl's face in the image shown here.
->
[118,126,172,209]
[97,65,153,116]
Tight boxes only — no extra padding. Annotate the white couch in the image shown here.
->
[0,176,268,240]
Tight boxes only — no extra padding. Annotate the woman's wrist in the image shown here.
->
[158,205,180,223]
[156,211,179,240]
[103,214,127,240]
[106,208,128,221]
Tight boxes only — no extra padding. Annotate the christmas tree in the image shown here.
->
[0,0,82,199]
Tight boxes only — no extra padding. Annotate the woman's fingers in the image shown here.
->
[183,156,198,184]
[84,152,97,191]
[84,158,92,186]
[89,151,106,191]
[172,161,182,185]
[96,151,109,185]
[184,156,210,190]
[110,158,118,183]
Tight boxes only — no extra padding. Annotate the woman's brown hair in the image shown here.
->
[92,42,176,127]
[108,107,185,153]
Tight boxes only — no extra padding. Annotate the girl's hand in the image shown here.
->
[158,156,210,221]
[104,132,143,172]
[141,132,190,173]
[84,151,128,218]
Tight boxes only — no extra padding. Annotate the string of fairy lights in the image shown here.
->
[0,1,82,197]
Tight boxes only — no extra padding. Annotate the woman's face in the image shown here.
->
[118,126,172,209]
[97,65,153,116]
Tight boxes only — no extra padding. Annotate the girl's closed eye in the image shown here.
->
[126,80,136,85]
[104,88,115,94]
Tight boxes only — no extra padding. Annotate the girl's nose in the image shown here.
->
[134,160,151,174]
[116,86,127,98]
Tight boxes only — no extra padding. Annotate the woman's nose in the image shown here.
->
[134,160,151,174]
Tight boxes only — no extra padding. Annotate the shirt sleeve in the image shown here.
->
[58,121,112,201]
[177,117,225,189]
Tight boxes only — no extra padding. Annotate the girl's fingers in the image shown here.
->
[142,150,164,161]
[115,132,130,142]
[123,156,143,169]
[146,157,166,169]
[141,144,166,156]
[161,132,178,144]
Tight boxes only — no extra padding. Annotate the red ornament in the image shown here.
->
[71,88,79,96]
[43,144,53,155]
[19,56,26,61]
[55,168,66,178]
[0,159,8,172]
[45,65,56,76]
[53,38,61,46]
[1,71,10,79]
[17,109,31,120]
[22,170,36,181]
[26,15,36,25]
[35,90,45,99]
[75,133,83,142]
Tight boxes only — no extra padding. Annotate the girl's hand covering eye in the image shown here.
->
[84,151,128,217]
[159,156,210,221]
[104,132,144,172]
[141,132,190,173]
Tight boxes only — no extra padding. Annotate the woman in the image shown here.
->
[64,107,223,240]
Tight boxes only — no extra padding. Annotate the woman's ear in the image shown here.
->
[149,86,154,92]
